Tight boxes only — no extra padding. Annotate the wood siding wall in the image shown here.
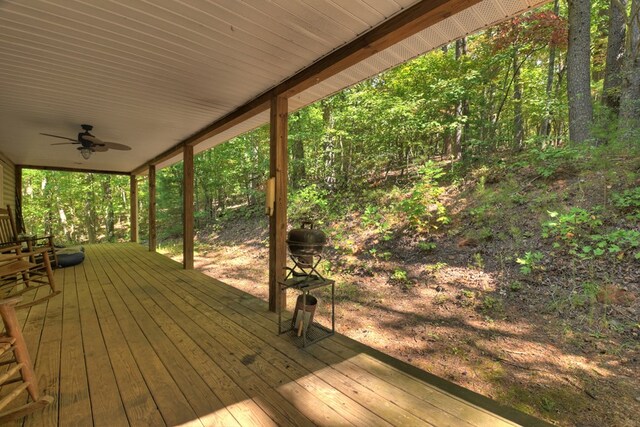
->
[0,151,15,212]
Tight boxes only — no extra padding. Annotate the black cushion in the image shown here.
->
[57,251,85,268]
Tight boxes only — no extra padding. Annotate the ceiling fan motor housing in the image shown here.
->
[43,124,131,158]
[78,132,95,147]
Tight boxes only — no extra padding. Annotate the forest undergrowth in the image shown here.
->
[160,142,640,427]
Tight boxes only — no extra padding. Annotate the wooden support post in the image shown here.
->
[148,165,157,252]
[269,95,288,313]
[14,166,23,233]
[183,145,194,270]
[14,166,22,207]
[130,175,138,243]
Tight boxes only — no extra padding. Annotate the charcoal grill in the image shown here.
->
[285,221,327,281]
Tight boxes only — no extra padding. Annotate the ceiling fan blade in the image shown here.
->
[40,133,76,142]
[102,141,132,151]
[50,142,79,146]
[93,145,108,152]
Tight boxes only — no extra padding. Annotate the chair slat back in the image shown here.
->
[0,208,18,246]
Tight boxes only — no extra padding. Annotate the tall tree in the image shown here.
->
[513,44,525,150]
[619,0,640,126]
[567,0,594,143]
[493,11,567,148]
[321,99,337,191]
[541,0,561,138]
[603,0,627,113]
[102,178,115,241]
[454,37,468,158]
[290,111,308,189]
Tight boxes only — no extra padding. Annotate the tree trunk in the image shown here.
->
[603,0,627,113]
[513,46,524,150]
[85,174,97,244]
[620,0,640,129]
[541,0,560,138]
[291,136,306,189]
[321,100,336,191]
[567,0,594,144]
[103,179,115,241]
[442,128,453,157]
[454,37,468,159]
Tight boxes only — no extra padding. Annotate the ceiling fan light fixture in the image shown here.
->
[80,147,92,160]
[43,125,132,160]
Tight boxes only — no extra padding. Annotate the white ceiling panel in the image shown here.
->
[196,0,549,162]
[0,0,549,173]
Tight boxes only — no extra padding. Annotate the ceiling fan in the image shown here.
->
[41,124,132,160]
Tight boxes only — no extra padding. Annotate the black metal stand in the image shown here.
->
[284,252,326,282]
[277,275,335,348]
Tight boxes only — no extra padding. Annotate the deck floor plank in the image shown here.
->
[126,243,536,427]
[6,243,548,427]
[83,253,167,427]
[75,257,129,427]
[97,244,313,427]
[119,244,407,427]
[23,268,64,427]
[106,244,352,427]
[87,246,203,427]
[4,270,60,427]
[91,244,264,427]
[58,265,92,426]
[119,245,477,427]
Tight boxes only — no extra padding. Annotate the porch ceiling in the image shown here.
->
[0,0,545,174]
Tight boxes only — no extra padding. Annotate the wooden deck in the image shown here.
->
[6,243,547,426]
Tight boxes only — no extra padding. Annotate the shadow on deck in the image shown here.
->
[6,243,549,426]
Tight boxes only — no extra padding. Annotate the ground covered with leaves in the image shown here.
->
[162,146,640,427]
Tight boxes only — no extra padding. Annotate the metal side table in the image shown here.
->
[278,275,335,347]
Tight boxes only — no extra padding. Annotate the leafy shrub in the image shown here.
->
[542,208,602,250]
[418,241,437,251]
[393,162,448,232]
[516,251,544,275]
[361,205,383,227]
[529,146,578,178]
[361,204,392,238]
[289,184,329,222]
[542,208,640,260]
[391,269,408,281]
[612,187,640,218]
[588,229,640,260]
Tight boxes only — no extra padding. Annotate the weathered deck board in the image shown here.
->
[83,254,167,427]
[4,243,548,427]
[119,244,517,427]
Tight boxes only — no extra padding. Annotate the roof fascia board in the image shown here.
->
[20,164,131,176]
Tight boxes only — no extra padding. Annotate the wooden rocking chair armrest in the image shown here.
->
[0,296,22,308]
[0,243,24,253]
[13,236,34,244]
[30,235,55,243]
[0,247,49,263]
[0,252,29,263]
[24,247,51,255]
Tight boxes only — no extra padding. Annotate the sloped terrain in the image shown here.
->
[165,147,640,427]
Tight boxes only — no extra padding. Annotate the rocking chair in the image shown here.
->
[0,244,59,309]
[0,296,54,422]
[2,206,58,268]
